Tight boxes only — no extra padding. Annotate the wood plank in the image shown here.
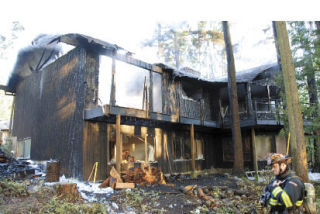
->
[116,115,121,172]
[115,182,135,189]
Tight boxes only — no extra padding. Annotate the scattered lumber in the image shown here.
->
[98,176,110,188]
[99,164,167,189]
[110,166,123,183]
[197,187,215,204]
[123,164,167,186]
[115,182,135,189]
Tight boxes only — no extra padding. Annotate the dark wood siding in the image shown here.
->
[83,121,108,180]
[13,47,86,178]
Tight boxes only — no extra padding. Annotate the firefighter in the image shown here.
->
[265,153,305,214]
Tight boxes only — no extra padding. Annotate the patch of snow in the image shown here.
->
[45,175,114,203]
[309,172,320,182]
[247,176,255,181]
[112,202,119,210]
[194,209,201,214]
[233,176,243,181]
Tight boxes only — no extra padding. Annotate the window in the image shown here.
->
[116,61,150,109]
[152,73,162,113]
[173,132,203,160]
[98,56,112,105]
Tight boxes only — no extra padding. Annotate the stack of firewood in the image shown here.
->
[123,164,166,186]
[99,165,166,189]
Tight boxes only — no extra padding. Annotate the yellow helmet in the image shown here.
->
[267,153,292,165]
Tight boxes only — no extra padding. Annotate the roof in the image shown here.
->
[171,62,279,84]
[211,63,279,83]
[0,120,9,130]
[58,33,127,54]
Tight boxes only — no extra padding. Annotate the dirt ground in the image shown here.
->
[0,173,268,214]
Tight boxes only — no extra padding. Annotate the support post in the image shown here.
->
[106,124,110,164]
[267,85,271,111]
[251,128,258,179]
[116,115,121,172]
[190,124,196,176]
[246,82,254,120]
[8,96,15,136]
[149,70,153,113]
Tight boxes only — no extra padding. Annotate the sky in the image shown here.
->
[0,0,319,85]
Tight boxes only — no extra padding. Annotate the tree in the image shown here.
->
[288,21,320,172]
[273,21,309,182]
[143,22,225,78]
[0,21,24,59]
[0,21,24,121]
[222,21,244,175]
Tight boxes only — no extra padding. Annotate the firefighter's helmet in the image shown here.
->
[267,153,292,166]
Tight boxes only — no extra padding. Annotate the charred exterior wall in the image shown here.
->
[86,122,222,175]
[83,121,108,180]
[13,47,86,178]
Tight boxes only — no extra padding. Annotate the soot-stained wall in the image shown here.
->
[13,47,86,178]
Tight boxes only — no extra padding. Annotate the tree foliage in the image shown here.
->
[288,22,320,129]
[0,21,24,59]
[143,21,225,78]
[0,21,23,121]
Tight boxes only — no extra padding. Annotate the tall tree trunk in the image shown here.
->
[312,21,320,172]
[222,21,244,175]
[273,21,309,182]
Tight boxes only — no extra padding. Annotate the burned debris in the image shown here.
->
[0,148,36,180]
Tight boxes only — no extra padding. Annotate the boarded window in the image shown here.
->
[98,56,112,105]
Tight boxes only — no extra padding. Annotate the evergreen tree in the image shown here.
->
[288,21,320,172]
[222,21,244,175]
[143,22,225,78]
[273,21,309,182]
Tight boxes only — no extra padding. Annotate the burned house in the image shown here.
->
[7,33,287,180]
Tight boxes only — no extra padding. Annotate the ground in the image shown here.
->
[0,172,319,214]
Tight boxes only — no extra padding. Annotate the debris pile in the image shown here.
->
[122,164,166,186]
[99,165,167,190]
[0,148,36,179]
[179,176,264,213]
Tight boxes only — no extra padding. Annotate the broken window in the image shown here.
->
[109,127,156,165]
[173,133,203,160]
[98,56,112,105]
[116,61,150,109]
[121,135,155,162]
[152,72,162,113]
